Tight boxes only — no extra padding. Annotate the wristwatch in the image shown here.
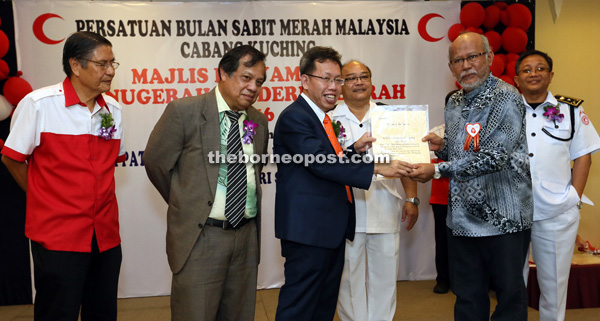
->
[406,197,420,206]
[433,163,441,179]
[577,200,583,209]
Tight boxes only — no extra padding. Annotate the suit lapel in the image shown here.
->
[200,90,221,198]
[297,97,337,155]
[247,107,264,156]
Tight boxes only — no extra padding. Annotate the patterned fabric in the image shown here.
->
[224,111,247,227]
[436,75,533,237]
[323,114,353,203]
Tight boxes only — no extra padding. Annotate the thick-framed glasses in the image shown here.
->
[79,58,120,70]
[518,66,549,75]
[344,75,371,85]
[450,52,487,67]
[305,73,345,86]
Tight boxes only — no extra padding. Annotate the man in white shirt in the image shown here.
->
[332,60,419,321]
[514,50,600,321]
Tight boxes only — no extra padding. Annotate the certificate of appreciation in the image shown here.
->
[370,105,430,164]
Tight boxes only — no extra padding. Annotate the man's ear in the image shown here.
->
[70,58,81,77]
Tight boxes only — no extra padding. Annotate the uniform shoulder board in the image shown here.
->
[554,94,584,107]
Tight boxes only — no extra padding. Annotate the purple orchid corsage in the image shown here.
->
[242,118,258,144]
[332,120,347,145]
[99,112,117,140]
[543,105,564,126]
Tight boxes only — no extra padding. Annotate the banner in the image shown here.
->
[13,0,459,297]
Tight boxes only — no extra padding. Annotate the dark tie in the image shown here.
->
[225,111,247,227]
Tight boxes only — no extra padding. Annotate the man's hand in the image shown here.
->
[354,132,376,153]
[402,201,419,231]
[374,160,415,177]
[406,163,435,183]
[423,133,445,151]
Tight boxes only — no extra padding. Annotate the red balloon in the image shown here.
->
[494,2,509,10]
[2,76,33,106]
[505,61,517,78]
[460,2,485,28]
[506,3,532,30]
[0,59,9,80]
[484,31,502,53]
[466,26,479,34]
[483,5,501,29]
[490,55,506,77]
[495,53,507,64]
[506,53,520,62]
[499,74,516,87]
[502,27,528,53]
[448,23,465,42]
[500,10,510,27]
[0,30,9,58]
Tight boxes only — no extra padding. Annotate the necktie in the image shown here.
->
[323,114,353,203]
[225,111,247,227]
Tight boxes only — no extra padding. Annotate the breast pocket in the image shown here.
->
[542,121,571,144]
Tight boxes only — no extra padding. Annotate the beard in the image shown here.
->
[458,69,488,92]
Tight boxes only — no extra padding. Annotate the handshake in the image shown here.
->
[356,132,444,182]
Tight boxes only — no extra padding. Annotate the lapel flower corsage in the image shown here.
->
[242,117,258,144]
[99,112,116,140]
[332,120,347,146]
[543,104,564,128]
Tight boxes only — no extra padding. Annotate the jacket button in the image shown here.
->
[529,153,534,157]
[208,201,213,206]
[532,113,537,117]
[531,132,536,137]
[198,223,203,229]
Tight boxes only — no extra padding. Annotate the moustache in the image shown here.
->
[460,70,477,80]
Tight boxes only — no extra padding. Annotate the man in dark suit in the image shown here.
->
[273,46,407,321]
[143,45,268,321]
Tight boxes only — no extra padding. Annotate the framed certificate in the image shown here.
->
[370,105,430,164]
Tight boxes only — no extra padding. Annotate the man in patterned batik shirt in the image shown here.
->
[408,32,533,321]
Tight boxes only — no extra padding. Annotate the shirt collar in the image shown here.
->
[330,100,374,124]
[62,77,108,110]
[464,74,492,102]
[520,91,556,108]
[215,86,247,117]
[301,92,326,125]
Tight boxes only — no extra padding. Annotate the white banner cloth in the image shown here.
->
[13,0,459,298]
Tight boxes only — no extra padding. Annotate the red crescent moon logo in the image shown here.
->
[33,13,65,45]
[418,13,444,42]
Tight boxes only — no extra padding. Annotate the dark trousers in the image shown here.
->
[275,239,345,321]
[432,204,450,286]
[30,233,122,321]
[448,229,530,321]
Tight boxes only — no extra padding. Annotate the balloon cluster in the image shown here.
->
[0,16,33,122]
[448,1,533,87]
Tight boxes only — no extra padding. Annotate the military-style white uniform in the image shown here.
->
[331,101,406,321]
[523,91,600,321]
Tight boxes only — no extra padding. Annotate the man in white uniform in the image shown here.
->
[514,50,600,321]
[332,60,419,321]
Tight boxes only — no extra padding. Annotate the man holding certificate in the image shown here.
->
[273,47,409,321]
[407,32,533,320]
[331,60,418,321]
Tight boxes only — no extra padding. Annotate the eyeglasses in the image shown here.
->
[79,58,120,70]
[305,73,345,86]
[344,75,371,85]
[518,67,549,75]
[450,52,487,67]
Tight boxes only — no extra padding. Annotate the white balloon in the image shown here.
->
[0,94,13,121]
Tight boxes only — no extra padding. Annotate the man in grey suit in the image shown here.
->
[143,45,268,321]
